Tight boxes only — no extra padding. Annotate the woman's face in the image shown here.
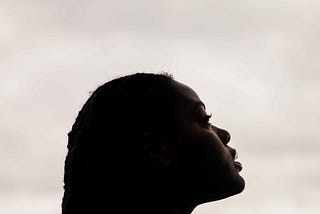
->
[171,80,245,203]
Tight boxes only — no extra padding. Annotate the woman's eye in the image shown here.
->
[200,113,212,126]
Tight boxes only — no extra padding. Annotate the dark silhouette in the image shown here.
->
[62,73,245,214]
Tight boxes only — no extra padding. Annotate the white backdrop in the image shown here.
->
[1,0,320,213]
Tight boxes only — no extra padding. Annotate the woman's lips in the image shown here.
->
[232,150,242,171]
[234,161,242,172]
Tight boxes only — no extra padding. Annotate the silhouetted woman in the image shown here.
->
[62,73,245,214]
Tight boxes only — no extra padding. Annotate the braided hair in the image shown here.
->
[62,73,177,213]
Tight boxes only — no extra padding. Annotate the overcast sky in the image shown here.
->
[1,0,320,213]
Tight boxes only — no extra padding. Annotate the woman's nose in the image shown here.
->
[213,126,231,145]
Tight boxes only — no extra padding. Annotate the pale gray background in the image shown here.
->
[1,0,320,213]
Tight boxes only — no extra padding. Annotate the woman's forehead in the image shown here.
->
[172,81,201,102]
[172,80,204,116]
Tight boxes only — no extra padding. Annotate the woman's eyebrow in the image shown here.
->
[194,101,206,111]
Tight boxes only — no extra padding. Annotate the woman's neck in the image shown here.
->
[141,197,196,214]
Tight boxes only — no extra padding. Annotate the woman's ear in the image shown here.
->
[142,131,179,166]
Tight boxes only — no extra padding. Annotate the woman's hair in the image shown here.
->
[62,73,178,213]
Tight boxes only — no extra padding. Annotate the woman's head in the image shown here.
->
[62,73,245,213]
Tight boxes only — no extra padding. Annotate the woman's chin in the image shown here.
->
[227,174,245,196]
[217,174,245,200]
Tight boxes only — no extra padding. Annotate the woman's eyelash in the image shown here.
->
[201,113,212,125]
[205,113,212,123]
